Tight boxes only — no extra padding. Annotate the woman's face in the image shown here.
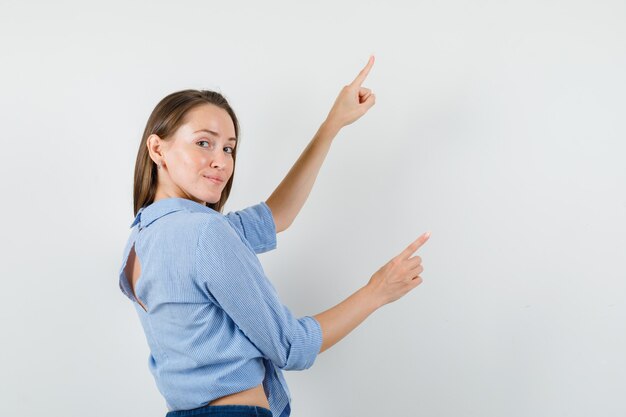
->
[152,104,237,205]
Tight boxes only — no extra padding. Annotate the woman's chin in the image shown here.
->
[202,194,221,205]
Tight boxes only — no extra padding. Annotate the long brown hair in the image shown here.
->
[133,90,240,216]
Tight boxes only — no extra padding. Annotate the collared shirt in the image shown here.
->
[118,197,323,417]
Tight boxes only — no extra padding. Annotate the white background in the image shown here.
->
[1,1,625,416]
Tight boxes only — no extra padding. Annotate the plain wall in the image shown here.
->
[1,1,624,416]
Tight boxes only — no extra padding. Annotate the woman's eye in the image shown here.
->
[198,140,234,154]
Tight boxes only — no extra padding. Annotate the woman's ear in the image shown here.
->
[146,134,166,166]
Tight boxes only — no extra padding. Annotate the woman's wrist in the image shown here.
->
[359,283,386,311]
[319,118,342,140]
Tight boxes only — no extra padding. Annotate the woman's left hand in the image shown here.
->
[325,55,376,131]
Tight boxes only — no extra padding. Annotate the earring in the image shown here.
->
[157,162,162,170]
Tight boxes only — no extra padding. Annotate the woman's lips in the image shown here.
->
[204,176,224,184]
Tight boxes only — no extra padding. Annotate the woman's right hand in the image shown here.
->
[366,232,431,307]
[324,56,376,132]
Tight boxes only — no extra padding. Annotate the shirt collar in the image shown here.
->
[131,198,216,229]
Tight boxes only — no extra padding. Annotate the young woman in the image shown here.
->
[119,56,430,417]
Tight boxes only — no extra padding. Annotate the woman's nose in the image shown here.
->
[211,151,228,169]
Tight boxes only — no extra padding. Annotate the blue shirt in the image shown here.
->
[118,197,323,417]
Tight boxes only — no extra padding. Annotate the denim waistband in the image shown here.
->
[166,404,272,417]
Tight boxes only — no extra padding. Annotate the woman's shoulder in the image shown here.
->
[138,201,256,252]
[161,209,231,233]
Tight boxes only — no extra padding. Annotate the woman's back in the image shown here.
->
[118,197,322,415]
[123,219,271,410]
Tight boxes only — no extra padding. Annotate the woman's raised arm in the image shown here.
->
[266,56,377,232]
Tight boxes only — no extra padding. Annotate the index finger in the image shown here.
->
[399,231,431,260]
[350,55,375,87]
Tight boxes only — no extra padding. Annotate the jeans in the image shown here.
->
[165,404,273,417]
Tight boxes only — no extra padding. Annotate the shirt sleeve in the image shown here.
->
[224,201,277,254]
[195,217,322,371]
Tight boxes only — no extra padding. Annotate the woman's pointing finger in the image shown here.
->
[398,232,431,260]
[350,55,375,88]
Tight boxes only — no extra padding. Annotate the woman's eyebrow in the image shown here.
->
[194,129,237,142]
